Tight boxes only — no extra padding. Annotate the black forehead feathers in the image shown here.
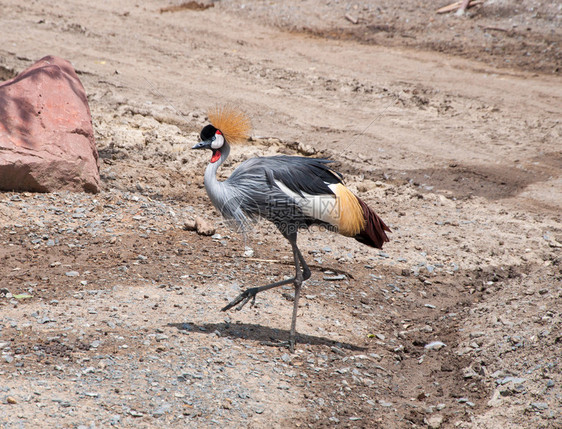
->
[200,124,218,141]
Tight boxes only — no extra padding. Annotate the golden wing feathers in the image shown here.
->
[207,105,251,144]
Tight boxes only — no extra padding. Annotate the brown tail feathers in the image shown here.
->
[354,197,391,249]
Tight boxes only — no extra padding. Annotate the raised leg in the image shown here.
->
[221,277,296,312]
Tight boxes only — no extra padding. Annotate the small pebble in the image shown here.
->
[425,341,446,350]
[530,402,548,411]
[324,274,346,281]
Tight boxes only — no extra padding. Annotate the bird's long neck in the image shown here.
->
[203,142,231,211]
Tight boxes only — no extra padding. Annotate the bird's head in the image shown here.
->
[192,124,225,163]
[192,105,251,163]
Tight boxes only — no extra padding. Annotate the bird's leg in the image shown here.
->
[287,235,311,352]
[222,232,310,352]
[289,244,303,353]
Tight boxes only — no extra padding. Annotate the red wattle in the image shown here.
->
[210,150,221,163]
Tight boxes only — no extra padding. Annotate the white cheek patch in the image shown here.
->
[211,133,224,149]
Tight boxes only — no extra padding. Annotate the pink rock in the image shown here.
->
[0,55,100,193]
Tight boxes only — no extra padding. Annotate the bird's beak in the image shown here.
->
[192,140,212,150]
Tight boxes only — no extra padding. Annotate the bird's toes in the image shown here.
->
[222,287,259,312]
[249,294,257,308]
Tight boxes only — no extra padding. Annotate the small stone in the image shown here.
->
[6,396,17,404]
[153,402,172,417]
[65,271,79,277]
[462,367,479,379]
[379,400,393,407]
[195,217,215,236]
[183,219,197,231]
[324,274,346,281]
[426,414,444,429]
[129,410,144,417]
[499,376,526,385]
[3,355,14,363]
[530,402,548,411]
[424,303,436,309]
[425,341,446,350]
[490,370,505,378]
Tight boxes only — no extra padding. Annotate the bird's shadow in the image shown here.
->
[167,321,365,351]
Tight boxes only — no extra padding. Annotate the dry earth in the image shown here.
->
[0,0,561,428]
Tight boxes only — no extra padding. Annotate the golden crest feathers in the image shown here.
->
[207,105,251,144]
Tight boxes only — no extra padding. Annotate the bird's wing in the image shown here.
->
[226,156,337,225]
[262,157,385,239]
[260,156,366,233]
[227,156,389,246]
[261,156,342,196]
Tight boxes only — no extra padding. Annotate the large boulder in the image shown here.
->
[0,56,100,193]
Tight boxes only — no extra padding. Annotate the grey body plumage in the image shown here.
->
[204,144,341,235]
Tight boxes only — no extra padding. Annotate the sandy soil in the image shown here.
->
[0,0,561,428]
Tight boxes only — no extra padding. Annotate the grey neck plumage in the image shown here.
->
[203,142,231,217]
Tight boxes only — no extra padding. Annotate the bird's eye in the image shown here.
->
[211,132,224,149]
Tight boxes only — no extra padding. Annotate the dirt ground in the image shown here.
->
[0,0,561,428]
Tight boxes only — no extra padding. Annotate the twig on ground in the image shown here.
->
[436,0,483,14]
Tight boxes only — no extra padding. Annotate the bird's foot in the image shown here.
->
[260,340,292,350]
[221,287,259,312]
[260,336,296,353]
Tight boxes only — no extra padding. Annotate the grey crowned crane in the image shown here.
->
[192,106,390,351]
